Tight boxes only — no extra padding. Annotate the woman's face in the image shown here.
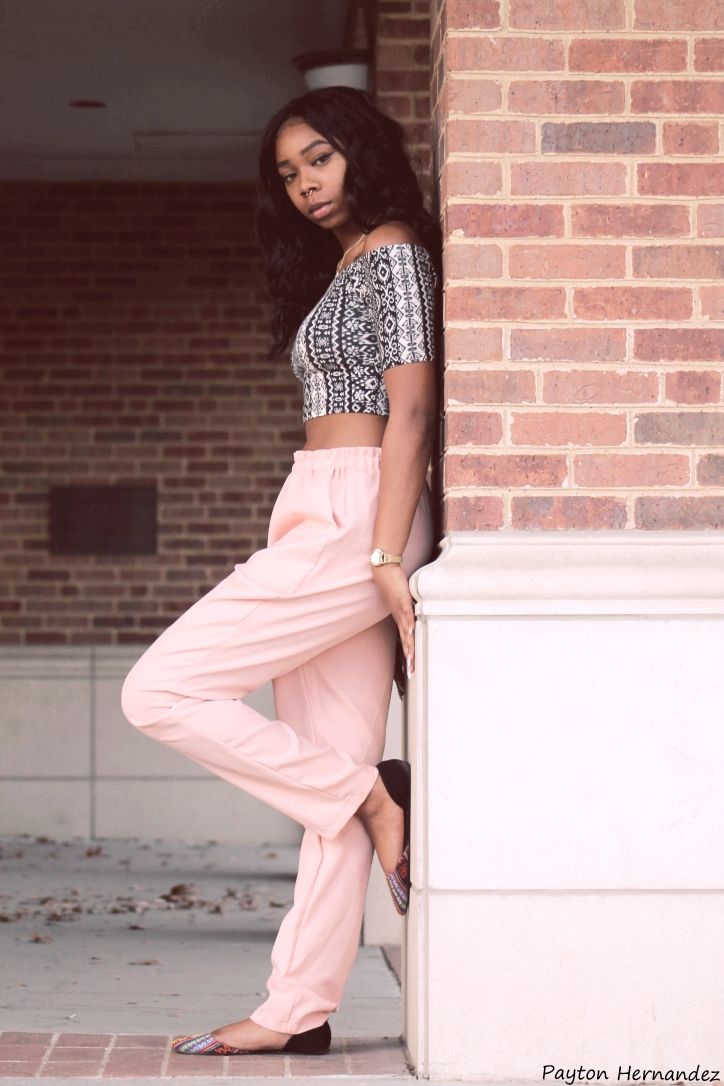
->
[275,118,352,229]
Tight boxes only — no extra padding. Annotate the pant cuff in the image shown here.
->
[250,987,331,1035]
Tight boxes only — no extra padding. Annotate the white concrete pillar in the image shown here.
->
[404,530,724,1081]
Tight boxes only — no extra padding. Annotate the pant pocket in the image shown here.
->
[326,468,347,532]
[237,472,336,597]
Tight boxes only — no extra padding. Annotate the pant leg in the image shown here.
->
[250,612,398,1033]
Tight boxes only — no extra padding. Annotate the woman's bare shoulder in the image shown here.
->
[361,220,423,254]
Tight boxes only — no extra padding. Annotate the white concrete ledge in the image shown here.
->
[410,529,724,615]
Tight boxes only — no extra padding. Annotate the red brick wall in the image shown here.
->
[375,0,434,206]
[433,0,724,531]
[0,182,302,645]
[374,0,444,534]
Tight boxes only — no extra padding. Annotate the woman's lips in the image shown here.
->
[309,202,332,219]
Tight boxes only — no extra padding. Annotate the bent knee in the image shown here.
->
[121,665,164,729]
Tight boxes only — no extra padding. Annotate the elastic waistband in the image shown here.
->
[293,445,382,467]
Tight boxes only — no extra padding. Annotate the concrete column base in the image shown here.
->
[404,530,724,1081]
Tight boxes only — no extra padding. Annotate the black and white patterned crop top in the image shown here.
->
[290,242,437,424]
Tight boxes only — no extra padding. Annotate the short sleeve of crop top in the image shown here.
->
[290,242,437,423]
[362,242,436,372]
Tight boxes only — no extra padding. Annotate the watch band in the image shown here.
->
[370,547,403,566]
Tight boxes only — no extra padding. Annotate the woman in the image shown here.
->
[120,84,441,1058]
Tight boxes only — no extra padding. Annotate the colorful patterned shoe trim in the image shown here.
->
[386,842,410,915]
[170,1032,253,1055]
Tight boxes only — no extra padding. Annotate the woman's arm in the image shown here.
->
[371,361,437,676]
[361,220,439,673]
[372,364,437,557]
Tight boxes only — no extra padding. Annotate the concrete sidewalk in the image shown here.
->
[0,833,413,1082]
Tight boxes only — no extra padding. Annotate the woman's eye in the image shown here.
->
[280,152,332,186]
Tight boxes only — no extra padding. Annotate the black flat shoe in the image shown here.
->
[170,1019,331,1055]
[376,758,411,916]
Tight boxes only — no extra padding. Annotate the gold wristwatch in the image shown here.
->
[370,547,403,567]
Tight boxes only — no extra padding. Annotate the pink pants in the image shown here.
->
[120,445,435,1034]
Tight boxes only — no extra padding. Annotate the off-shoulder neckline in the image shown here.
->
[334,241,432,279]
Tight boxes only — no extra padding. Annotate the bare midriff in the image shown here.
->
[301,412,388,450]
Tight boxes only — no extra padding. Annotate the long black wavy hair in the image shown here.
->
[255,85,443,361]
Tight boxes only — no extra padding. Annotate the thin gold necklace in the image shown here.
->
[335,232,366,274]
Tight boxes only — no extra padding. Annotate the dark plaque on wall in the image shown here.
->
[49,484,157,556]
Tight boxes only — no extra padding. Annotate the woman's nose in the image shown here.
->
[298,172,316,195]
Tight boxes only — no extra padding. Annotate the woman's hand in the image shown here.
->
[372,564,416,675]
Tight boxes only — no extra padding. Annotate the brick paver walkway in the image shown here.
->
[0,1031,412,1079]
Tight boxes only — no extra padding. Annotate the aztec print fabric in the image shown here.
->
[290,242,437,423]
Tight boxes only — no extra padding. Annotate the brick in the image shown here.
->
[111,1036,166,1047]
[448,77,503,113]
[0,1044,49,1057]
[569,39,688,72]
[446,0,501,28]
[511,327,627,362]
[639,163,724,196]
[379,93,413,119]
[509,80,625,114]
[44,1046,106,1058]
[571,204,690,237]
[510,0,625,31]
[697,454,724,485]
[700,285,724,318]
[445,243,503,278]
[447,34,564,71]
[573,286,693,320]
[378,15,431,37]
[635,496,724,529]
[442,160,502,197]
[694,39,724,70]
[542,121,655,154]
[512,161,627,195]
[447,118,536,153]
[511,410,627,445]
[664,370,721,403]
[634,411,724,444]
[447,202,564,237]
[444,326,503,361]
[635,328,724,361]
[446,286,566,320]
[377,69,431,92]
[543,370,659,403]
[40,1061,108,1074]
[377,42,419,66]
[0,1034,54,1044]
[632,80,724,114]
[447,368,536,403]
[444,494,505,530]
[573,453,689,487]
[512,495,628,528]
[633,245,724,279]
[445,411,504,445]
[663,122,719,155]
[446,452,568,486]
[697,205,724,236]
[634,0,724,31]
[510,244,626,279]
